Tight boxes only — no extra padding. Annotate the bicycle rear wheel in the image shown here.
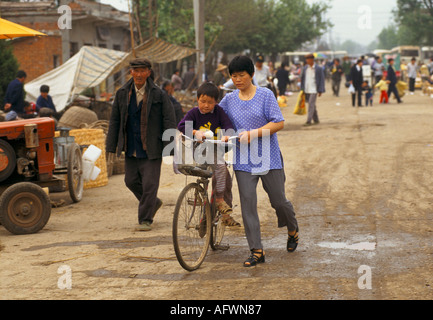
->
[173,183,211,271]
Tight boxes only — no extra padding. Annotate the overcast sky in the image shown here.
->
[101,0,397,46]
[307,0,397,46]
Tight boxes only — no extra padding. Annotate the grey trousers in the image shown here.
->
[305,93,319,124]
[235,169,298,250]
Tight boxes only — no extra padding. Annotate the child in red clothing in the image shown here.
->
[375,74,390,104]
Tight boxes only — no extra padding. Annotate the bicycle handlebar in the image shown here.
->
[180,133,239,145]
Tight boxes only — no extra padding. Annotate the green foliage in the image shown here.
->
[395,0,433,45]
[136,0,331,55]
[376,0,433,48]
[0,40,19,107]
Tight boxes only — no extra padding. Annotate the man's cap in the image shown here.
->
[256,55,265,62]
[129,58,152,69]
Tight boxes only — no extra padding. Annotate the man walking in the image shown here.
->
[387,58,402,104]
[300,53,325,126]
[373,56,385,86]
[331,58,343,97]
[106,58,176,231]
[407,57,417,95]
[350,59,364,107]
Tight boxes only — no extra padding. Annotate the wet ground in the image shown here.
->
[0,85,432,300]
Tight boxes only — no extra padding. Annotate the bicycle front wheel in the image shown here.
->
[173,183,211,271]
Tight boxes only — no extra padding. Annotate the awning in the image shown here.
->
[111,37,198,74]
[24,39,196,112]
[0,17,46,39]
[24,46,127,112]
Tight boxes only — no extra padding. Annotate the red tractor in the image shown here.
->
[0,118,83,235]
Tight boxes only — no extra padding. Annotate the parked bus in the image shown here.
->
[421,46,433,64]
[390,46,421,63]
[373,49,391,60]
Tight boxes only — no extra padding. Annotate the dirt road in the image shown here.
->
[1,84,432,300]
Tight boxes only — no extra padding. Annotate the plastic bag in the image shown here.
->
[293,90,306,115]
[348,84,355,94]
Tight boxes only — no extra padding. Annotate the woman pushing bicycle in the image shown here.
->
[219,55,300,267]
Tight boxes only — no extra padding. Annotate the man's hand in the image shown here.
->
[4,103,11,112]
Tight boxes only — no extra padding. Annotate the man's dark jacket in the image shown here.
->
[350,64,364,89]
[4,79,25,113]
[106,77,176,159]
[386,65,398,85]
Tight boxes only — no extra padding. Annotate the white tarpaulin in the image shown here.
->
[25,46,127,112]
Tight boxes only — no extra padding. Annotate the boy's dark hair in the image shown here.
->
[197,81,220,101]
[228,55,255,77]
[40,85,50,93]
[16,70,27,79]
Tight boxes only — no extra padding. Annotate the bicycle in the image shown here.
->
[172,134,237,271]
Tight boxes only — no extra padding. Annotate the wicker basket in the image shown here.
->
[58,106,98,129]
[56,129,108,189]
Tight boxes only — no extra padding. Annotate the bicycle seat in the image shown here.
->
[177,165,213,179]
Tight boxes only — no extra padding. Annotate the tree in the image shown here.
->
[376,25,400,49]
[136,0,331,55]
[0,40,19,109]
[394,0,433,45]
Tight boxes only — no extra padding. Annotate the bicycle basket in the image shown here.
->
[174,131,213,178]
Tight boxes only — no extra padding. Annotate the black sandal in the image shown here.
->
[287,231,299,253]
[243,249,265,267]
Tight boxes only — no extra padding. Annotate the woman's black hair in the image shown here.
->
[197,81,220,101]
[228,55,255,77]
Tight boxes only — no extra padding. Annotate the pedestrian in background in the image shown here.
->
[3,70,27,121]
[171,69,183,91]
[331,58,343,97]
[350,59,364,107]
[407,57,417,95]
[386,58,402,104]
[276,62,290,97]
[300,53,325,126]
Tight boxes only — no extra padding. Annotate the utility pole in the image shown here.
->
[193,0,205,86]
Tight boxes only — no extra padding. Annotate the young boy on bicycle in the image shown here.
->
[177,82,240,227]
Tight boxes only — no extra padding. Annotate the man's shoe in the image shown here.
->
[136,221,152,231]
[152,198,163,219]
[303,122,312,127]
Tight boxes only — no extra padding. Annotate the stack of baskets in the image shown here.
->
[69,128,108,189]
[56,106,125,188]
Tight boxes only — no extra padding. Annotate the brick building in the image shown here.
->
[1,0,132,81]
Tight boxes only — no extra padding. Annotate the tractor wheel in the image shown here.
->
[0,139,16,183]
[0,182,51,235]
[67,143,83,203]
